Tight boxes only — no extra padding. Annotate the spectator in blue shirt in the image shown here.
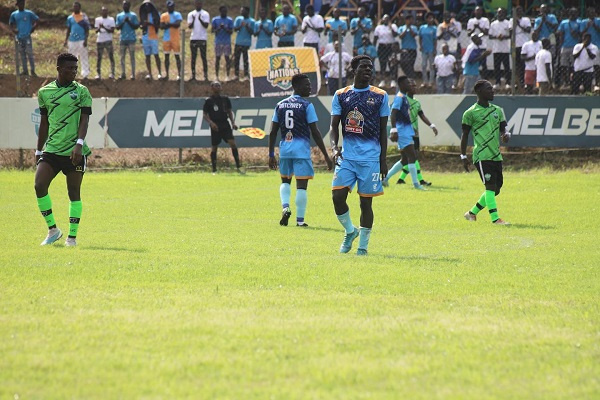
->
[419,12,437,87]
[398,15,418,78]
[357,35,377,60]
[462,33,491,94]
[350,6,373,54]
[254,8,273,49]
[580,7,600,90]
[325,8,348,43]
[534,4,558,40]
[116,1,139,80]
[212,5,234,81]
[233,6,254,81]
[9,0,39,76]
[274,4,298,47]
[557,8,581,88]
[64,2,90,79]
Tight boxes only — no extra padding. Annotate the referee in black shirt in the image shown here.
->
[203,81,243,174]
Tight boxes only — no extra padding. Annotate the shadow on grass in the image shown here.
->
[381,254,461,263]
[509,223,556,230]
[82,246,148,253]
[297,226,341,233]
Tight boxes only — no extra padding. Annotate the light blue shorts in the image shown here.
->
[280,158,314,179]
[332,158,383,197]
[397,126,415,150]
[142,38,158,55]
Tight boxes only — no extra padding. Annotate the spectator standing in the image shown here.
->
[419,12,437,88]
[94,7,115,80]
[467,6,490,77]
[325,8,347,43]
[319,0,332,18]
[116,1,139,80]
[557,8,581,89]
[534,4,558,40]
[489,8,511,89]
[434,43,456,93]
[160,1,183,81]
[510,6,531,87]
[373,14,397,88]
[535,38,553,95]
[140,0,162,80]
[212,6,233,81]
[398,15,418,79]
[64,2,90,79]
[233,6,254,81]
[388,42,401,84]
[188,0,210,82]
[9,0,39,77]
[357,34,377,60]
[437,12,460,67]
[381,0,397,18]
[573,33,598,93]
[274,4,298,47]
[462,33,491,94]
[350,7,373,55]
[302,5,324,51]
[521,31,542,94]
[254,8,274,49]
[579,7,600,91]
[320,40,352,94]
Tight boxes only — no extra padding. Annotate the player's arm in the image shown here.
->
[171,17,181,29]
[226,103,238,130]
[200,15,209,29]
[500,120,510,143]
[268,121,280,170]
[389,108,398,142]
[71,113,89,165]
[460,123,471,172]
[330,115,342,164]
[36,113,49,162]
[418,110,438,135]
[379,116,388,178]
[310,122,333,170]
[203,104,218,131]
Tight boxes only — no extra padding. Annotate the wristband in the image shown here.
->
[460,154,467,160]
[429,123,436,129]
[35,150,43,156]
[269,152,274,157]
[76,138,84,146]
[390,128,398,134]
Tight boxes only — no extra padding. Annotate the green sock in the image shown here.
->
[485,190,499,221]
[399,165,409,180]
[470,192,487,215]
[37,194,56,228]
[69,201,82,238]
[415,160,424,181]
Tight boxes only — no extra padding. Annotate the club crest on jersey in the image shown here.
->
[367,97,375,107]
[345,107,364,134]
[285,131,293,142]
[69,91,78,100]
[267,53,301,90]
[492,111,499,119]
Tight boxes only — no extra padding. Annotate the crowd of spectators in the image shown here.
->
[8,0,600,95]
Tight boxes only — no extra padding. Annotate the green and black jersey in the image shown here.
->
[461,102,505,163]
[37,80,92,156]
[407,96,421,135]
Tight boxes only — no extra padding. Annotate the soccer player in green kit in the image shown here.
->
[35,53,92,246]
[461,80,510,225]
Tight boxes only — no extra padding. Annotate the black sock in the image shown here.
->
[232,148,240,168]
[210,151,217,172]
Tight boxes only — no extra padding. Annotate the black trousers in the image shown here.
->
[515,46,524,85]
[233,45,249,78]
[493,53,510,84]
[400,49,417,79]
[190,40,208,79]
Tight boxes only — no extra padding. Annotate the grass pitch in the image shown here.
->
[0,169,598,399]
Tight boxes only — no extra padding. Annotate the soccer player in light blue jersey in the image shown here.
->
[269,74,333,227]
[330,55,390,256]
[382,75,426,190]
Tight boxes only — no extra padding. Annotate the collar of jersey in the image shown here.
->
[351,85,371,92]
[55,80,74,88]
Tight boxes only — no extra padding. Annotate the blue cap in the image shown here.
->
[166,0,174,6]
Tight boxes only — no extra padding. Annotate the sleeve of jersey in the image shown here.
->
[498,107,506,123]
[379,93,390,117]
[331,94,341,116]
[80,88,92,115]
[461,110,471,126]
[306,103,318,124]
[391,95,401,111]
[272,106,279,123]
[37,91,46,115]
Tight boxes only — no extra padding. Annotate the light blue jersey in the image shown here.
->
[272,95,318,159]
[234,16,255,46]
[254,19,273,48]
[116,11,139,42]
[391,92,413,132]
[534,14,558,39]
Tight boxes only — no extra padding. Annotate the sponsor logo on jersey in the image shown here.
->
[345,107,364,134]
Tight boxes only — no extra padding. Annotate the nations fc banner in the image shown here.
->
[248,47,321,98]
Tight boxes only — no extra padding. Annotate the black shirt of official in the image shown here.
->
[203,95,232,124]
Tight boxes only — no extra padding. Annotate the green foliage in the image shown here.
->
[0,170,598,398]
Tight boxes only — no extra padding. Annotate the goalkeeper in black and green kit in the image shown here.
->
[461,80,510,225]
[35,53,92,246]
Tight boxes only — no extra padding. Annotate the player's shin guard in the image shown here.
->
[386,160,404,181]
[37,194,56,229]
[358,227,371,251]
[485,190,499,222]
[280,183,291,209]
[408,163,419,187]
[295,189,307,224]
[336,210,355,234]
[68,200,82,238]
[470,192,487,215]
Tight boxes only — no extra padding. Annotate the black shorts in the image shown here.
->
[413,136,420,151]
[38,152,87,175]
[211,123,234,146]
[474,160,503,193]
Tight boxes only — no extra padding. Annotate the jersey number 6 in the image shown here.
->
[285,110,294,129]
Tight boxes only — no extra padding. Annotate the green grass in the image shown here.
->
[0,169,599,399]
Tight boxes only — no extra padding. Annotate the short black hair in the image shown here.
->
[351,55,371,71]
[219,5,227,11]
[425,12,434,19]
[291,73,308,87]
[57,52,78,66]
[583,32,592,40]
[306,4,314,11]
[474,79,490,92]
[397,75,409,85]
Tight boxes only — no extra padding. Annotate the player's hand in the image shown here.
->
[380,159,388,179]
[71,145,83,166]
[389,128,398,142]
[210,122,218,131]
[325,156,333,171]
[432,126,439,136]
[268,155,278,170]
[501,131,510,143]
[332,147,342,165]
[462,157,470,172]
[232,124,238,130]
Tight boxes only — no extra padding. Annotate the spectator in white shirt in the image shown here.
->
[573,33,598,93]
[94,7,115,80]
[467,7,490,78]
[521,31,542,94]
[320,41,352,94]
[434,43,456,93]
[489,8,511,89]
[373,14,397,87]
[510,6,532,87]
[302,5,324,51]
[535,38,553,95]
[188,0,210,81]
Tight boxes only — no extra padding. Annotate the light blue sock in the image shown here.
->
[280,183,291,208]
[336,210,355,234]
[408,163,420,187]
[295,189,307,223]
[386,160,404,181]
[358,227,371,250]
